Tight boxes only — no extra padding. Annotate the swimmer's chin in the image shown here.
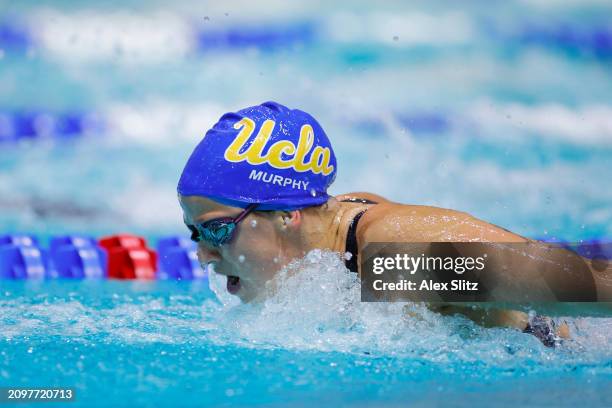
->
[232,282,272,304]
[236,286,270,304]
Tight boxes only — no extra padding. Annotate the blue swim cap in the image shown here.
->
[178,101,337,210]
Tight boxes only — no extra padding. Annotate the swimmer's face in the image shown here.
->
[178,195,301,302]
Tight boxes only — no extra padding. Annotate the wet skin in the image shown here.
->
[179,192,610,336]
[179,196,300,302]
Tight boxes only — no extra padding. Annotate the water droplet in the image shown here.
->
[238,255,245,263]
[250,219,258,228]
[27,347,33,353]
[344,252,353,261]
[310,189,317,197]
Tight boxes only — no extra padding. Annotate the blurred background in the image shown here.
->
[1,0,611,242]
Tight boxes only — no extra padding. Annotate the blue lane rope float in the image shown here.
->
[0,235,45,279]
[156,236,205,280]
[0,21,33,52]
[195,22,315,52]
[518,23,612,59]
[0,111,104,143]
[47,236,108,279]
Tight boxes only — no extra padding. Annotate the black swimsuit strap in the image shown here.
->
[344,210,366,273]
[340,198,378,273]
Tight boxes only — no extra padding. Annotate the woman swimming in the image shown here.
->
[178,101,610,346]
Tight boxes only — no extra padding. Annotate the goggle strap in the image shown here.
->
[233,203,258,224]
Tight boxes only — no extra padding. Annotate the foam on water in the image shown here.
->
[100,101,612,145]
[1,252,611,408]
[205,250,612,366]
[1,250,611,372]
[325,11,475,46]
[31,9,194,62]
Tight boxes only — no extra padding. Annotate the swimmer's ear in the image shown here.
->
[280,210,302,230]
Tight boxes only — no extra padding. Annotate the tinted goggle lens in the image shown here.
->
[187,204,257,247]
[190,219,236,247]
[201,220,236,247]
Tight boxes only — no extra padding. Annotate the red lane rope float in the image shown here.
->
[99,234,157,280]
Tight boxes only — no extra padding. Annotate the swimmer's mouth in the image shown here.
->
[227,275,241,295]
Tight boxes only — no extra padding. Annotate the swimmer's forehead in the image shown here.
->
[178,195,243,224]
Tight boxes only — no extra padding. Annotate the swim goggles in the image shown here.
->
[187,204,257,247]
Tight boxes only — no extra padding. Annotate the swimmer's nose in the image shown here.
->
[196,245,222,265]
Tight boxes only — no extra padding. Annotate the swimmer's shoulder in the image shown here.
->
[356,203,459,243]
[334,192,392,204]
[334,192,438,241]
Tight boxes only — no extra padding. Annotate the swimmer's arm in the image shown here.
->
[355,206,581,339]
[428,304,528,329]
[360,208,604,302]
[357,204,528,243]
[427,304,571,340]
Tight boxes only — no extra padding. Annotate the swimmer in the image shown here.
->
[178,102,610,347]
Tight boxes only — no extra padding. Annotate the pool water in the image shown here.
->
[1,252,611,407]
[1,237,611,406]
[1,0,612,406]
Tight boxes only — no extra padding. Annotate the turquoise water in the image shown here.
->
[2,253,612,407]
[1,0,612,406]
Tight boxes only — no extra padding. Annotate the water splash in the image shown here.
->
[207,264,240,309]
[0,250,610,370]
[204,249,612,366]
